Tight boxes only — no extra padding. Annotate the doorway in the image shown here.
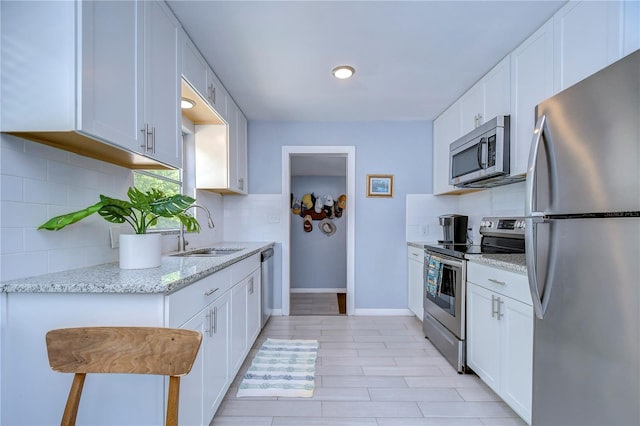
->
[281,146,355,316]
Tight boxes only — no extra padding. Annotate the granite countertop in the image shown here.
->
[465,253,527,274]
[0,241,274,295]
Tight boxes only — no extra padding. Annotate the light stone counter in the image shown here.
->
[465,253,527,274]
[0,241,274,294]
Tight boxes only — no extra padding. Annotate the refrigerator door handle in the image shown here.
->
[525,217,556,319]
[526,115,545,217]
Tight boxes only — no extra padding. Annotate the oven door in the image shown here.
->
[423,251,465,339]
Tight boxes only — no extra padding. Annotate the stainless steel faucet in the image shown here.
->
[180,203,215,252]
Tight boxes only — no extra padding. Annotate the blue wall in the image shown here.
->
[248,121,432,310]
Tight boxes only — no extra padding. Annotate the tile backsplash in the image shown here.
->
[406,181,526,243]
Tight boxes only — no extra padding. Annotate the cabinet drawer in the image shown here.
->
[228,253,260,283]
[467,262,531,305]
[167,268,231,328]
[408,246,424,260]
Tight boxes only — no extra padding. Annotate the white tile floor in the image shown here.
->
[211,313,526,426]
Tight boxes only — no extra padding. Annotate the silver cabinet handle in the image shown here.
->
[411,253,420,258]
[238,178,244,191]
[248,277,254,294]
[204,287,219,297]
[497,297,504,320]
[213,306,217,334]
[491,295,497,318]
[488,278,506,285]
[205,310,212,337]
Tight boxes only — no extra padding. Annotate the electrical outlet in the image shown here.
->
[420,225,429,237]
[268,214,280,224]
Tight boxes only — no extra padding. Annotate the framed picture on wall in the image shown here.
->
[366,174,394,198]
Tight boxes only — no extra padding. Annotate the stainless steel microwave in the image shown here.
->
[449,115,512,188]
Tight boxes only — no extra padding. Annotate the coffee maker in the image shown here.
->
[438,214,468,244]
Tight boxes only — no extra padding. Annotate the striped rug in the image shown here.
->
[236,338,319,398]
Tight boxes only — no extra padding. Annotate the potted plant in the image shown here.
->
[39,187,202,269]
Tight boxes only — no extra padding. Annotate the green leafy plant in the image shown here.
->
[39,187,201,234]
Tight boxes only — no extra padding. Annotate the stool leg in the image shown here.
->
[61,373,86,426]
[166,376,181,426]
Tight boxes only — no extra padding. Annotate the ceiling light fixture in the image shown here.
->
[181,98,195,109]
[332,65,355,79]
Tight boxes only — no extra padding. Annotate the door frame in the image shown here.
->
[281,146,356,315]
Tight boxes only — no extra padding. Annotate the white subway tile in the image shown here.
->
[23,178,68,205]
[0,228,24,254]
[24,139,69,163]
[1,174,23,201]
[1,201,48,228]
[0,252,48,281]
[24,227,68,251]
[0,146,47,180]
[48,247,87,273]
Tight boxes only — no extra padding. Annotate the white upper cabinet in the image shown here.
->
[196,97,248,195]
[181,34,229,121]
[432,102,462,195]
[182,35,210,106]
[460,56,511,135]
[553,1,626,91]
[510,20,555,176]
[0,0,182,169]
[142,1,182,168]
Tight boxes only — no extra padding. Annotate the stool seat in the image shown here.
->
[46,326,202,426]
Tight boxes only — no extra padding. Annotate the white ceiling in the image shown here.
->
[167,1,566,123]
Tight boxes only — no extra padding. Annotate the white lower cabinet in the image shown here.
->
[466,262,533,424]
[407,246,424,318]
[179,291,230,426]
[2,253,261,425]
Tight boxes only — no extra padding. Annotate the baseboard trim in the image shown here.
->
[290,288,347,294]
[353,308,414,316]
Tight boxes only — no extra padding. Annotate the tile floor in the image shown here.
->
[211,313,527,426]
[290,292,343,315]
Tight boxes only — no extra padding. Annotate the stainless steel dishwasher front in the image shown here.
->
[260,247,274,328]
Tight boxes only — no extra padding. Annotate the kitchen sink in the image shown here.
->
[171,248,244,257]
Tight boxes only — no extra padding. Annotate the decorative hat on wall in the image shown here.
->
[319,219,337,236]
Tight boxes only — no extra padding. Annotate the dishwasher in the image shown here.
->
[260,247,274,328]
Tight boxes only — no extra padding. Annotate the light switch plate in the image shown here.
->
[109,226,123,249]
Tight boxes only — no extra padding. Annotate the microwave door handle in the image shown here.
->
[477,137,487,169]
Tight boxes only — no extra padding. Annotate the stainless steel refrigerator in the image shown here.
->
[525,49,640,425]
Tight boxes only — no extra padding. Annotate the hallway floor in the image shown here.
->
[211,314,526,425]
[290,292,345,315]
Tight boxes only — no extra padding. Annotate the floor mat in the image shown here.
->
[236,338,319,398]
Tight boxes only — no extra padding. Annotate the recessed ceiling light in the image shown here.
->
[332,65,355,79]
[181,98,195,109]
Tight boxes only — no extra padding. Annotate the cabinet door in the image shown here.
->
[178,306,209,426]
[432,103,461,194]
[246,270,262,344]
[407,251,424,318]
[236,110,248,194]
[510,20,554,176]
[207,68,227,119]
[459,81,484,134]
[80,0,143,153]
[182,34,209,98]
[501,296,533,424]
[466,283,501,393]
[206,292,230,421]
[230,276,248,373]
[143,1,181,168]
[227,99,240,193]
[554,1,624,91]
[483,56,511,121]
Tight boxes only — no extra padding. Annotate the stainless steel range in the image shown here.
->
[423,216,525,373]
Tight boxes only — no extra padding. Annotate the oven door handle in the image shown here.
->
[426,254,463,269]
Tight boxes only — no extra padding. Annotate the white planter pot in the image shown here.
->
[119,233,162,269]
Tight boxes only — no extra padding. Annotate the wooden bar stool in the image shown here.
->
[45,327,202,426]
